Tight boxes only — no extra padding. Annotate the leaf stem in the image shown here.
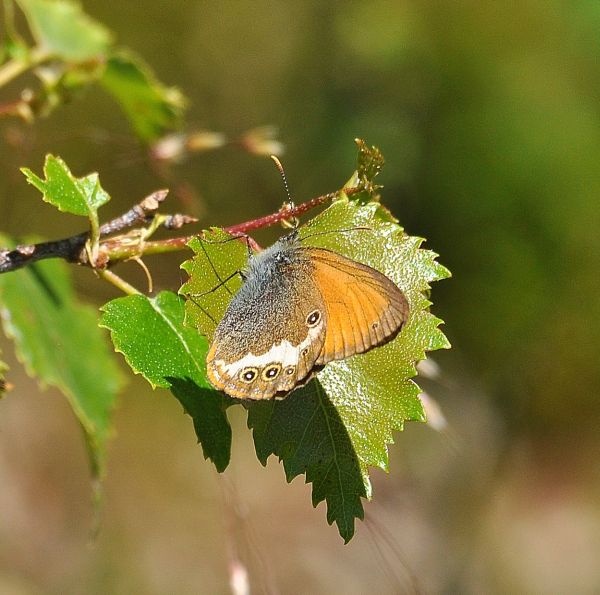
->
[97,270,140,295]
[86,180,102,265]
[0,56,29,88]
[0,47,50,88]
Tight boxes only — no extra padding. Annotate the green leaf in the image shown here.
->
[16,0,113,62]
[247,381,366,543]
[21,154,110,218]
[355,137,384,186]
[99,291,232,471]
[181,190,450,541]
[99,292,205,389]
[0,237,123,476]
[100,50,186,143]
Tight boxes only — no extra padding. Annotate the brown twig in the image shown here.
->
[0,185,360,275]
[99,189,169,235]
[0,189,168,273]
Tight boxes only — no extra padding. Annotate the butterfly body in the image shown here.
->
[206,231,409,400]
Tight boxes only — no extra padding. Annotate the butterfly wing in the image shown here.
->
[206,250,327,400]
[306,247,409,365]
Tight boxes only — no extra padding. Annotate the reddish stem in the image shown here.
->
[223,192,338,235]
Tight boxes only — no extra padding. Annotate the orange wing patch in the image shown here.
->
[307,248,409,365]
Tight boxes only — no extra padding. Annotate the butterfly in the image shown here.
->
[203,229,409,400]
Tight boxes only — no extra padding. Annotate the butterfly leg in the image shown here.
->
[199,232,261,253]
[188,270,244,299]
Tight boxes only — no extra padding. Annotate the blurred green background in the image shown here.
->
[1,1,600,593]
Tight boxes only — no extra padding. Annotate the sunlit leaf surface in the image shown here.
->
[21,155,110,218]
[16,0,112,61]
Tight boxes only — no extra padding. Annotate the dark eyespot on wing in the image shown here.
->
[261,364,282,381]
[240,367,258,383]
[306,309,321,326]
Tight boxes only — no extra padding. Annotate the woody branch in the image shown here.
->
[0,187,358,275]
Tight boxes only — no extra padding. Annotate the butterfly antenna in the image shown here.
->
[270,155,292,202]
[271,155,298,229]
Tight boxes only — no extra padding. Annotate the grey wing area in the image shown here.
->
[206,258,327,400]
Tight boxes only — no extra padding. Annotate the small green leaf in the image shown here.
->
[247,381,366,543]
[100,50,186,143]
[168,378,232,472]
[355,138,384,185]
[0,237,123,476]
[21,154,110,218]
[353,138,385,201]
[16,0,113,62]
[100,292,205,389]
[99,291,232,471]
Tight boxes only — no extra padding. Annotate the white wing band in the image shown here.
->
[215,320,323,377]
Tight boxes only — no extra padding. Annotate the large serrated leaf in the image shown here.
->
[99,291,232,471]
[181,195,450,541]
[100,50,186,143]
[0,237,123,477]
[16,0,112,62]
[21,154,110,218]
